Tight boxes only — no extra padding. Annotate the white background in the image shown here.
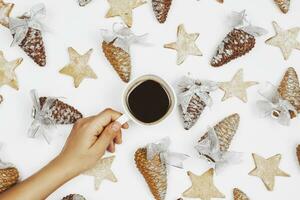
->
[0,0,300,199]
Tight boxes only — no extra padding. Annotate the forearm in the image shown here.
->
[0,156,77,200]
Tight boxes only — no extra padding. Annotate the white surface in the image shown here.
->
[0,0,300,199]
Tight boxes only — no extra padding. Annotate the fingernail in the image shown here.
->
[112,122,121,132]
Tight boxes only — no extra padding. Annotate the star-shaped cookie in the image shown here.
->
[0,0,14,28]
[218,69,258,103]
[266,21,300,60]
[183,169,225,200]
[249,153,290,191]
[164,24,202,65]
[105,0,146,27]
[83,156,118,190]
[59,47,97,88]
[0,51,23,90]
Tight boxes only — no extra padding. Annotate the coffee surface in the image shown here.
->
[128,80,170,123]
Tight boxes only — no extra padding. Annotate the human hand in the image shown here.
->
[56,108,129,176]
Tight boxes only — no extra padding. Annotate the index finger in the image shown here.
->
[88,108,123,134]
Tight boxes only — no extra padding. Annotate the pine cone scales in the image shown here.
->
[39,97,83,124]
[182,95,206,130]
[102,41,131,83]
[297,145,300,166]
[274,0,290,13]
[17,27,46,67]
[211,29,255,67]
[62,194,86,200]
[278,67,300,114]
[233,188,249,200]
[135,148,167,200]
[199,113,240,152]
[0,167,19,192]
[152,0,172,23]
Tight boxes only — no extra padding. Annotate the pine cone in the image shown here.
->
[199,113,240,152]
[16,27,46,67]
[211,29,255,67]
[274,0,290,13]
[233,188,249,200]
[0,95,3,104]
[102,40,131,83]
[0,167,19,193]
[62,194,86,200]
[152,0,172,23]
[297,145,300,166]
[39,97,83,124]
[278,67,300,118]
[181,94,207,130]
[135,148,167,200]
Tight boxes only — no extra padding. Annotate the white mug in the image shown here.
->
[116,74,177,126]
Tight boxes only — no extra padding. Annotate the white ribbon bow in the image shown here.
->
[100,23,148,53]
[178,76,218,113]
[195,127,242,171]
[78,0,92,6]
[257,82,297,126]
[0,144,14,169]
[230,10,267,37]
[146,137,189,169]
[28,89,56,144]
[9,3,46,46]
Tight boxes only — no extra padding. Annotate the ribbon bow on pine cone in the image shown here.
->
[9,3,46,46]
[195,127,242,171]
[178,76,218,114]
[230,10,267,37]
[100,23,148,53]
[146,137,189,169]
[257,82,297,126]
[28,89,57,144]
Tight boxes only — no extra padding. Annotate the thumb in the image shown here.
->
[92,121,121,155]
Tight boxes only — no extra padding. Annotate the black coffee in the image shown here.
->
[127,80,170,123]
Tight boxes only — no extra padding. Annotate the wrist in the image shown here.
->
[51,155,81,179]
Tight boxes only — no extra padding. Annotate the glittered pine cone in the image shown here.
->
[15,25,46,67]
[211,29,255,67]
[0,167,19,193]
[199,113,240,152]
[181,94,207,130]
[233,188,249,200]
[102,40,131,83]
[62,194,86,200]
[135,148,167,200]
[297,145,300,166]
[39,97,83,124]
[274,0,290,13]
[278,67,300,118]
[152,0,172,23]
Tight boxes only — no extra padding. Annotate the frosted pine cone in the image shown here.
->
[199,113,240,152]
[102,40,131,83]
[39,97,83,124]
[0,167,19,192]
[135,148,167,200]
[62,194,86,200]
[233,188,249,200]
[274,0,290,14]
[181,95,206,130]
[152,0,172,23]
[278,67,300,118]
[297,145,300,166]
[17,27,46,67]
[211,29,255,67]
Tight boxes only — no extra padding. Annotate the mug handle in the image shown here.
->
[116,114,130,125]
